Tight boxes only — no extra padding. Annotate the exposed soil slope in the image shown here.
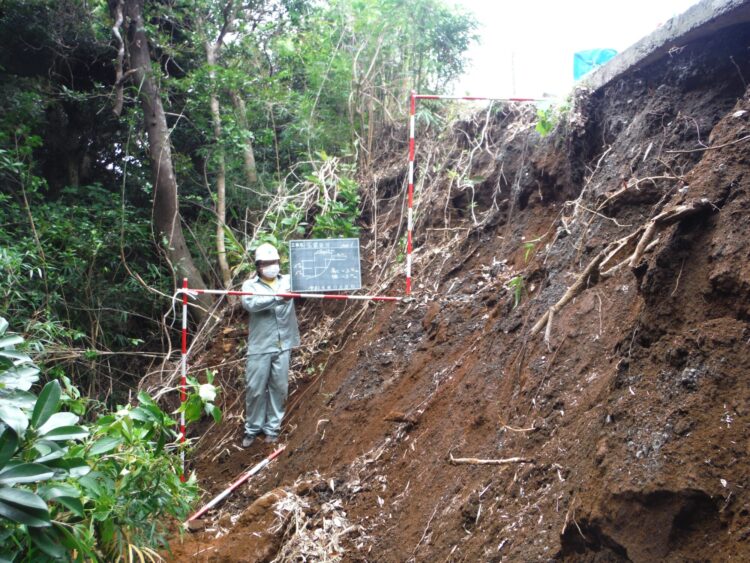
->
[169,23,750,562]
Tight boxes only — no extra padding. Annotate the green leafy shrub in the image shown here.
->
[535,107,557,137]
[535,103,570,137]
[311,173,361,239]
[0,318,210,561]
[507,275,525,308]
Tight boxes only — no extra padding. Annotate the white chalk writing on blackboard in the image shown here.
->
[289,238,362,292]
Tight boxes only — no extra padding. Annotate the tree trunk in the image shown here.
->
[121,0,212,319]
[206,41,232,289]
[229,90,258,186]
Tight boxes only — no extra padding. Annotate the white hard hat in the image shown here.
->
[254,243,280,261]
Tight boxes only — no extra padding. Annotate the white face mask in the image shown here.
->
[260,264,280,279]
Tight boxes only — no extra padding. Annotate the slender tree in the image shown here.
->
[114,0,213,318]
[201,0,235,289]
[229,90,259,186]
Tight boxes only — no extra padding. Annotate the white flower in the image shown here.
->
[199,383,217,402]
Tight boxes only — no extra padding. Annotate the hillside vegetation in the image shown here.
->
[172,19,750,563]
[3,1,750,562]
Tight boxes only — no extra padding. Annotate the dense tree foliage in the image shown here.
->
[0,0,475,557]
[0,0,475,386]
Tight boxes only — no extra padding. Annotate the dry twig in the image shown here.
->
[449,454,533,465]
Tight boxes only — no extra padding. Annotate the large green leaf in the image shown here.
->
[0,318,8,336]
[0,428,18,468]
[29,526,66,558]
[0,487,51,527]
[88,436,122,456]
[43,457,90,478]
[0,463,55,485]
[137,391,157,407]
[31,381,61,428]
[181,395,202,424]
[38,484,78,499]
[0,486,48,511]
[0,404,28,437]
[37,412,79,435]
[40,484,86,518]
[0,499,50,527]
[205,403,222,423]
[33,440,66,463]
[0,365,39,391]
[53,496,84,518]
[0,336,23,349]
[40,425,89,442]
[129,406,156,422]
[0,350,32,366]
[78,473,103,497]
[0,389,37,409]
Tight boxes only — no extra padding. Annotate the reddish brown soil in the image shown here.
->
[168,24,750,562]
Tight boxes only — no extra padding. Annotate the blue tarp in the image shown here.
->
[574,49,618,80]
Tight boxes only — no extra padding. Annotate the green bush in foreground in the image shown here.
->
[0,318,204,561]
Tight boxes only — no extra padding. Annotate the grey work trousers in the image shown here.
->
[244,349,290,438]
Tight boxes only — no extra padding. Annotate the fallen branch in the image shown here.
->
[449,453,533,465]
[500,422,537,433]
[384,411,419,425]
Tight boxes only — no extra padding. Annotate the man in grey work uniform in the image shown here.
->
[240,243,300,447]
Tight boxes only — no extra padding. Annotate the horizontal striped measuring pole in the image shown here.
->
[185,288,402,302]
[406,91,544,296]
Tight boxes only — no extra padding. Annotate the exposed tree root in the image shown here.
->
[531,247,609,341]
[628,198,710,266]
[531,198,712,344]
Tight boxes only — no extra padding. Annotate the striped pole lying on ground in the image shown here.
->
[185,288,402,302]
[185,445,286,524]
[406,91,544,296]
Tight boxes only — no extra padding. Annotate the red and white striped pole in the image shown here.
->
[185,445,286,524]
[180,277,188,482]
[407,90,416,295]
[414,95,541,102]
[187,289,401,302]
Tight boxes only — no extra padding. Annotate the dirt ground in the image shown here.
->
[167,23,750,562]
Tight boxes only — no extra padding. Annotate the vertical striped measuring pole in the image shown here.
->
[180,277,188,482]
[405,93,542,296]
[406,90,416,295]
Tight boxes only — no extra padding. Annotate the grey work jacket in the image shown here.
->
[241,274,300,356]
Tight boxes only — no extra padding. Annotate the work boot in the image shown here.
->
[264,434,278,444]
[242,434,255,448]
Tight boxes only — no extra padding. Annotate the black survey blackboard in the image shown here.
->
[289,238,362,292]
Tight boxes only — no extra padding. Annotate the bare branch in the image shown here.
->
[111,0,125,116]
[449,453,534,465]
